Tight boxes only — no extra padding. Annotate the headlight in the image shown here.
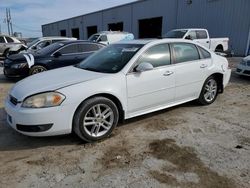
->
[11,63,28,69]
[240,60,246,66]
[22,92,65,108]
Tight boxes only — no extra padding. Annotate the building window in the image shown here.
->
[87,26,98,38]
[71,28,80,39]
[138,17,163,38]
[108,22,123,31]
[60,30,66,37]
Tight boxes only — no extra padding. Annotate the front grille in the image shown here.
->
[10,95,18,106]
[243,70,250,75]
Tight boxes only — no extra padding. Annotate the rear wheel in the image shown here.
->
[198,76,218,105]
[29,65,47,75]
[73,97,119,142]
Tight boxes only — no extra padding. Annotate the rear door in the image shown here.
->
[171,42,210,102]
[76,43,102,62]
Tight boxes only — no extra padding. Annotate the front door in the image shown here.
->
[126,43,175,116]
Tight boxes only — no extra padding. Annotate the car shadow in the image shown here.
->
[0,108,85,151]
[0,100,199,152]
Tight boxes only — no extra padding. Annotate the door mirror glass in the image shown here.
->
[53,51,62,58]
[135,62,154,72]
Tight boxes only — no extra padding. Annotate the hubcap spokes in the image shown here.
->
[83,104,114,137]
[33,68,45,74]
[204,79,217,102]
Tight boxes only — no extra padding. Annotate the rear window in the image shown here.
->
[172,43,200,63]
[196,30,208,39]
[198,46,211,59]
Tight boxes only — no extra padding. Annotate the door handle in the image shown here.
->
[206,41,209,43]
[163,71,174,76]
[200,64,208,68]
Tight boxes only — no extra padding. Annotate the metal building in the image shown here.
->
[42,0,250,56]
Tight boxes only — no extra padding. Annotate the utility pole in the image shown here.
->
[6,8,10,35]
[5,8,13,36]
[9,9,13,36]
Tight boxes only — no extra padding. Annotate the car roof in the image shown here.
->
[117,38,193,45]
[37,36,76,40]
[58,40,105,45]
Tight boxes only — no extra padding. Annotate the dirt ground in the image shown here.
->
[0,58,249,188]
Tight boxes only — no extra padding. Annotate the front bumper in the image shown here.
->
[236,65,250,76]
[3,66,29,78]
[223,68,231,88]
[4,99,74,137]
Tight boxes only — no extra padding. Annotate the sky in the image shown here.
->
[0,0,136,37]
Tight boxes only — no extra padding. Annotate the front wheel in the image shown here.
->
[198,76,218,105]
[73,97,119,142]
[29,65,47,75]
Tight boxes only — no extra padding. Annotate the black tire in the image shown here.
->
[73,97,119,142]
[198,76,218,105]
[29,65,47,75]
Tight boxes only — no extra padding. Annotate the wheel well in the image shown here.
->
[3,48,10,56]
[75,93,124,122]
[215,44,224,52]
[210,73,223,93]
[31,64,48,70]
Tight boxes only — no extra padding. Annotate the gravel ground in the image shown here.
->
[0,57,249,188]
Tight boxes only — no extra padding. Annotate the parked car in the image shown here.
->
[4,39,231,142]
[236,56,250,76]
[163,28,229,53]
[88,31,134,45]
[3,40,105,77]
[0,34,23,59]
[8,36,77,56]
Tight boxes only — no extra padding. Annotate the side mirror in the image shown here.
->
[53,51,62,58]
[31,46,37,50]
[185,35,192,40]
[135,62,154,72]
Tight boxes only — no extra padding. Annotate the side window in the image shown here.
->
[172,43,200,63]
[137,44,171,68]
[36,40,51,49]
[5,37,14,43]
[198,46,211,59]
[100,35,108,42]
[187,31,197,40]
[0,37,5,43]
[52,40,64,43]
[78,44,99,53]
[59,44,78,54]
[196,30,208,39]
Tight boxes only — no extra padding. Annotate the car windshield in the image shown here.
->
[77,43,144,73]
[88,34,100,42]
[27,38,40,48]
[35,42,64,55]
[163,30,188,38]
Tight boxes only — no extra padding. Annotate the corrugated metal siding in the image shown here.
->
[42,0,250,55]
[176,0,250,55]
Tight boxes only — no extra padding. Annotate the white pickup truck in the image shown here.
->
[163,28,229,52]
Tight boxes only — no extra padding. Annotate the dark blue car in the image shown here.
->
[3,40,105,78]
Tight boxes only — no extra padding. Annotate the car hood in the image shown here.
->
[10,66,107,101]
[6,52,41,62]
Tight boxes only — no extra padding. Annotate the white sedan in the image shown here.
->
[5,39,231,142]
[236,56,250,76]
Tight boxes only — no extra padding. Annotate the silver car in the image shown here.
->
[0,35,22,59]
